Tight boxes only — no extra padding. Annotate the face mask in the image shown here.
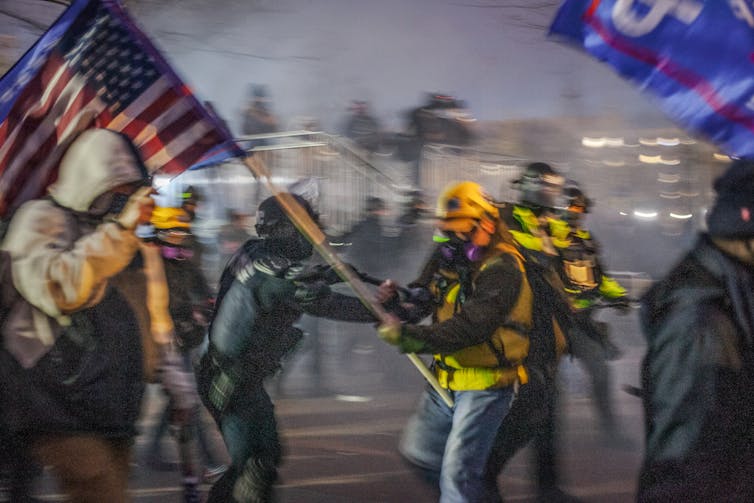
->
[88,191,130,217]
[161,246,194,261]
[108,192,130,215]
[438,234,482,263]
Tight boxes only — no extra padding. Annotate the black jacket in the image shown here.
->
[639,234,754,502]
[204,239,377,385]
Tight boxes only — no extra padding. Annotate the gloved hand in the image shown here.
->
[376,279,399,303]
[377,314,403,345]
[115,186,156,230]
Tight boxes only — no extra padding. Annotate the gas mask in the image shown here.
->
[88,191,131,217]
[435,217,494,264]
[266,221,313,261]
[436,232,482,264]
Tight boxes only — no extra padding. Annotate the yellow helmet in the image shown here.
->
[436,181,498,233]
[151,206,191,230]
[150,207,192,246]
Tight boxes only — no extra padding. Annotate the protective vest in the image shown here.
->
[547,218,627,304]
[431,242,534,391]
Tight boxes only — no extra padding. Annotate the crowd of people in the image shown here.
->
[1,126,753,503]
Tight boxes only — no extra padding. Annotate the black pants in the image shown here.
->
[198,358,281,503]
[485,368,559,492]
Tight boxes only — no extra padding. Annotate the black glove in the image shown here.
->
[294,280,331,304]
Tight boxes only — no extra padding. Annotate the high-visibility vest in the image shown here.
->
[430,242,546,390]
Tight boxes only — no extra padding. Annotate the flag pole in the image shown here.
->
[241,153,454,408]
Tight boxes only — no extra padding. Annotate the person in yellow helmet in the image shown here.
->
[378,180,567,502]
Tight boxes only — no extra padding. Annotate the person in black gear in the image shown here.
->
[639,159,754,501]
[343,100,381,153]
[488,162,583,503]
[548,181,633,447]
[196,193,383,503]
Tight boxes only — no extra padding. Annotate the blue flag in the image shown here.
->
[549,0,754,159]
[0,0,243,216]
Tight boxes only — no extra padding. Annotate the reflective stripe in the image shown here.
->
[433,364,526,391]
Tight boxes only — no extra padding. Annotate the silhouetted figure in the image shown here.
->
[639,159,754,502]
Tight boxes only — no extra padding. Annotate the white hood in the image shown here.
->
[48,129,148,212]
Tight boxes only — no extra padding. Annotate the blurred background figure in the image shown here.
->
[342,99,381,154]
[399,92,477,187]
[241,84,279,147]
[142,207,228,498]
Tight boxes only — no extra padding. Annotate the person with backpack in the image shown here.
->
[547,180,633,448]
[0,129,161,502]
[377,180,568,502]
[487,162,583,503]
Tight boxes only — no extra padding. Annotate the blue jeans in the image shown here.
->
[400,384,515,503]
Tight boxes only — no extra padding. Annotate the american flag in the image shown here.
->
[0,0,242,217]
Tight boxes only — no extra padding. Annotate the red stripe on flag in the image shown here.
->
[0,61,74,173]
[587,15,754,134]
[0,133,60,214]
[158,128,227,174]
[118,87,181,139]
[138,108,201,160]
[0,54,67,145]
[584,0,601,20]
[55,84,97,138]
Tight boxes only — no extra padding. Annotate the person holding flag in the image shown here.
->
[0,0,242,500]
[0,128,160,502]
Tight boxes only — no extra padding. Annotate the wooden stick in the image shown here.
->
[242,154,454,408]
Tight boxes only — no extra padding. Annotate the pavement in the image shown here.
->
[30,308,647,502]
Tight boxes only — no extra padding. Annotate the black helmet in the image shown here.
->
[562,181,591,214]
[255,194,318,260]
[513,162,565,210]
[255,194,317,237]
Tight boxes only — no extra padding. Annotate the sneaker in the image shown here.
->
[202,464,228,484]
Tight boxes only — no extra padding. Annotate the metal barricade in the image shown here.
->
[418,144,528,203]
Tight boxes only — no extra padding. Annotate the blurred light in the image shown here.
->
[713,152,731,162]
[639,136,688,146]
[619,211,628,216]
[670,212,693,219]
[660,192,681,199]
[639,154,680,165]
[581,136,624,148]
[603,159,626,167]
[658,173,680,183]
[656,137,680,146]
[583,137,606,148]
[634,210,658,219]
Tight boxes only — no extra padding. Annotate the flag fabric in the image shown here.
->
[0,0,243,217]
[549,0,754,159]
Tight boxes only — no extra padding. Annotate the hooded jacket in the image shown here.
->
[0,129,163,437]
[639,234,754,501]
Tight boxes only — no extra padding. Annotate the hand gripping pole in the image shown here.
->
[242,154,454,408]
